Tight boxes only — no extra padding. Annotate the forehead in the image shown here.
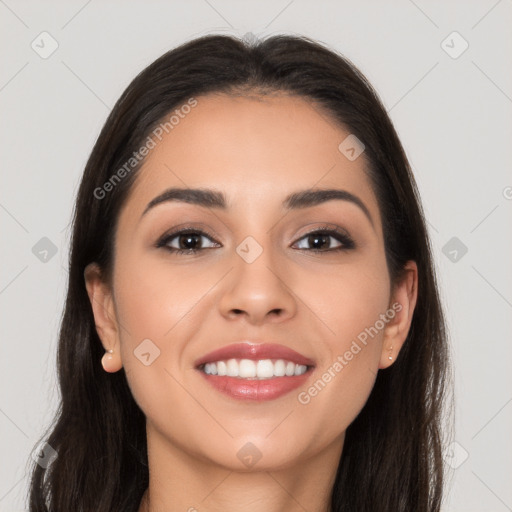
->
[120,93,381,226]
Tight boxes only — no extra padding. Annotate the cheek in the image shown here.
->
[294,256,390,427]
[297,317,387,445]
[112,286,216,463]
[111,254,212,419]
[300,254,390,351]
[112,253,206,341]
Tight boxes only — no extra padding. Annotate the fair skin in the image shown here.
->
[85,93,417,512]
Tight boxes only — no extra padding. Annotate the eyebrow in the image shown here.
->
[141,187,374,228]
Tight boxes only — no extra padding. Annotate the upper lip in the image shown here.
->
[194,342,316,368]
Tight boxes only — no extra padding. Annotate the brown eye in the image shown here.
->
[157,229,220,255]
[293,229,355,252]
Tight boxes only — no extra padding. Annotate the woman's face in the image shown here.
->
[87,93,416,471]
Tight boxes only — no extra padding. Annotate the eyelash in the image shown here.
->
[155,225,356,255]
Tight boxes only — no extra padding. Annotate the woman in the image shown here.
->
[28,34,452,511]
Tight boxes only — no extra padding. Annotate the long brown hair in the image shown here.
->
[28,34,453,511]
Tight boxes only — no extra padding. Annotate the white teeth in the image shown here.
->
[294,364,306,376]
[201,359,309,379]
[256,359,274,378]
[274,359,286,377]
[217,360,227,376]
[285,361,296,376]
[239,359,256,378]
[204,362,218,375]
[226,358,239,377]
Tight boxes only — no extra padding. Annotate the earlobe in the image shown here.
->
[378,261,418,370]
[84,263,123,372]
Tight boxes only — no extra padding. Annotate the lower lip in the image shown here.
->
[197,369,313,401]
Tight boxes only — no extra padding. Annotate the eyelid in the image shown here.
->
[296,223,352,240]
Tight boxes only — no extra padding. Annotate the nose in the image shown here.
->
[218,245,298,326]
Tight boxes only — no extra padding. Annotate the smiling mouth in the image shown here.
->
[196,361,314,401]
[198,358,312,379]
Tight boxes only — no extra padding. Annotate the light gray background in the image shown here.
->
[1,1,511,511]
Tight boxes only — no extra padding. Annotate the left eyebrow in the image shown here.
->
[283,188,374,229]
[140,187,374,230]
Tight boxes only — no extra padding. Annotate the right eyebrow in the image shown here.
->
[141,188,228,219]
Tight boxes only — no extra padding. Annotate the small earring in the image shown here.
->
[388,346,393,360]
[101,349,115,371]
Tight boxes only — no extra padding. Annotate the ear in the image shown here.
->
[84,263,123,372]
[378,260,418,369]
